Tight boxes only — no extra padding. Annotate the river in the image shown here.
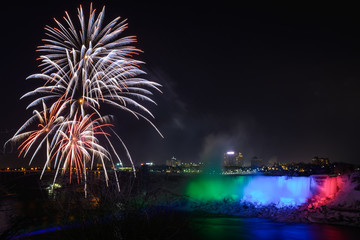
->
[190,217,360,240]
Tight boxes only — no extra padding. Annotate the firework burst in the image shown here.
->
[50,113,115,197]
[7,4,162,196]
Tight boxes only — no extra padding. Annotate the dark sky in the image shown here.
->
[1,0,360,167]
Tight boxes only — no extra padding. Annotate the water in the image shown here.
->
[190,217,360,240]
[186,175,341,206]
[242,176,312,205]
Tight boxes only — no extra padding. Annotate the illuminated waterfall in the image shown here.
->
[242,176,311,206]
[310,175,341,200]
[186,175,341,207]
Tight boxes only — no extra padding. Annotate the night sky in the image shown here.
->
[1,0,360,167]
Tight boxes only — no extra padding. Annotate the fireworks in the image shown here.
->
[7,4,162,196]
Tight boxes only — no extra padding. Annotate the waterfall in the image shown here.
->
[242,176,312,206]
[186,175,341,207]
[310,175,340,199]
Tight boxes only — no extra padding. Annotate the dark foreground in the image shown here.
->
[1,172,360,240]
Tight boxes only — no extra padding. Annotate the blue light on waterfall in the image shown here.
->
[242,176,312,206]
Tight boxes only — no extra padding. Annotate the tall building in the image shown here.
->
[224,151,244,167]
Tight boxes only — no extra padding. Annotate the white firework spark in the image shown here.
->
[8,4,162,196]
[25,4,162,126]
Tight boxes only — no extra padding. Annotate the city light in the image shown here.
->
[226,151,235,155]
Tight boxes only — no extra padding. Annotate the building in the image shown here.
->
[312,156,330,166]
[166,156,181,168]
[224,151,244,167]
